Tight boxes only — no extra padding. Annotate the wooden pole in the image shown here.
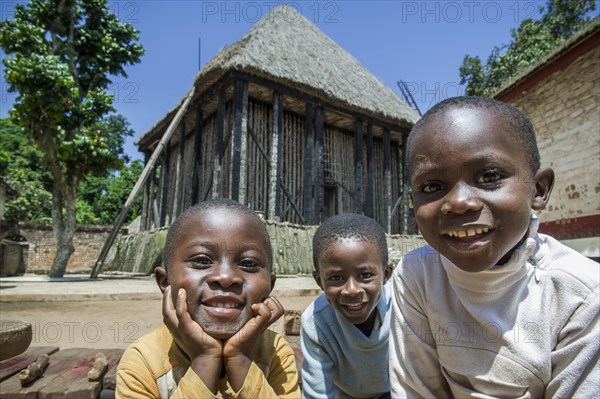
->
[90,88,195,279]
[172,120,185,219]
[366,123,374,218]
[190,106,203,205]
[268,92,283,220]
[401,130,415,234]
[140,152,150,230]
[315,107,324,224]
[354,119,363,214]
[383,128,392,233]
[302,104,314,224]
[159,144,171,227]
[213,89,226,198]
[232,80,248,202]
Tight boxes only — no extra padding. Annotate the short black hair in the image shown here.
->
[407,96,540,178]
[162,198,273,271]
[312,213,388,269]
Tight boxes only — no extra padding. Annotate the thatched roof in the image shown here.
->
[138,5,417,147]
[495,16,600,98]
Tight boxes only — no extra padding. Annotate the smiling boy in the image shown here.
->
[390,96,599,398]
[301,213,393,399]
[116,199,300,398]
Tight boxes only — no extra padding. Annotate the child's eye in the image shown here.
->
[477,169,503,184]
[419,181,444,193]
[238,258,260,271]
[328,275,343,282]
[190,255,213,268]
[359,272,374,280]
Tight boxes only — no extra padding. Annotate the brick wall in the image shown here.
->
[0,223,119,273]
[504,46,600,235]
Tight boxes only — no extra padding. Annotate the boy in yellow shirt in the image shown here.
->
[117,199,300,398]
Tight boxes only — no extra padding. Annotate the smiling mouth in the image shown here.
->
[343,303,366,312]
[446,227,492,238]
[205,302,243,309]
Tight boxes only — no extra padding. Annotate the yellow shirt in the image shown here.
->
[116,325,301,398]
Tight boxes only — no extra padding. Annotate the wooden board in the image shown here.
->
[101,349,123,391]
[0,347,59,383]
[0,348,123,399]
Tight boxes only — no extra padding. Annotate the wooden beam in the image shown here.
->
[383,128,392,233]
[231,80,248,203]
[268,92,283,221]
[172,120,185,219]
[190,106,203,205]
[159,144,171,227]
[213,89,226,198]
[303,104,314,224]
[140,152,150,230]
[354,119,363,214]
[315,107,325,224]
[400,131,414,234]
[366,123,374,218]
[90,88,195,278]
[229,70,412,132]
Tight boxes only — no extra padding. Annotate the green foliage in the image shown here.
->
[0,118,53,222]
[78,159,144,224]
[0,0,144,275]
[0,0,144,174]
[1,117,142,224]
[460,0,597,96]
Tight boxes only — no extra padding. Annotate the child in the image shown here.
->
[390,96,599,398]
[301,213,393,398]
[116,199,301,398]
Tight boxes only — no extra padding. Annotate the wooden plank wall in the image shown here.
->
[140,96,406,233]
[281,109,306,224]
[246,100,272,213]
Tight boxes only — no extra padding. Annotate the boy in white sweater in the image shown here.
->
[390,96,599,398]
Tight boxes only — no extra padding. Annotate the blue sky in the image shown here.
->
[2,1,596,160]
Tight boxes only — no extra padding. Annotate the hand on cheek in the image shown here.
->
[162,286,223,392]
[223,296,285,392]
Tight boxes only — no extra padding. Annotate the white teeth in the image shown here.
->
[448,227,491,237]
[211,303,239,309]
[345,303,364,310]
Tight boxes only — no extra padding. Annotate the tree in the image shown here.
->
[79,158,144,224]
[460,0,596,96]
[0,0,144,277]
[0,118,53,222]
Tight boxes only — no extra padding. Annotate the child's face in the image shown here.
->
[409,107,552,272]
[313,238,391,327]
[161,208,275,339]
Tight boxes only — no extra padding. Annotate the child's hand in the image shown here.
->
[162,286,223,392]
[223,296,284,391]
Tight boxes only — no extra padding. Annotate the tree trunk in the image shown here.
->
[48,175,78,278]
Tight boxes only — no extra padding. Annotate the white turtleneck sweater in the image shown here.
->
[390,215,599,398]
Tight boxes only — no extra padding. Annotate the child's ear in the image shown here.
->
[312,270,324,291]
[270,273,277,292]
[155,267,169,294]
[532,167,555,211]
[383,263,393,284]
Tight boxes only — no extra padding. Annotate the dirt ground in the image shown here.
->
[0,295,316,351]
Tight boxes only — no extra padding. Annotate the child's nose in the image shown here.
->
[342,277,363,297]
[441,182,483,215]
[207,262,243,288]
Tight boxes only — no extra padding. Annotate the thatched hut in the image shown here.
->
[136,5,419,233]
